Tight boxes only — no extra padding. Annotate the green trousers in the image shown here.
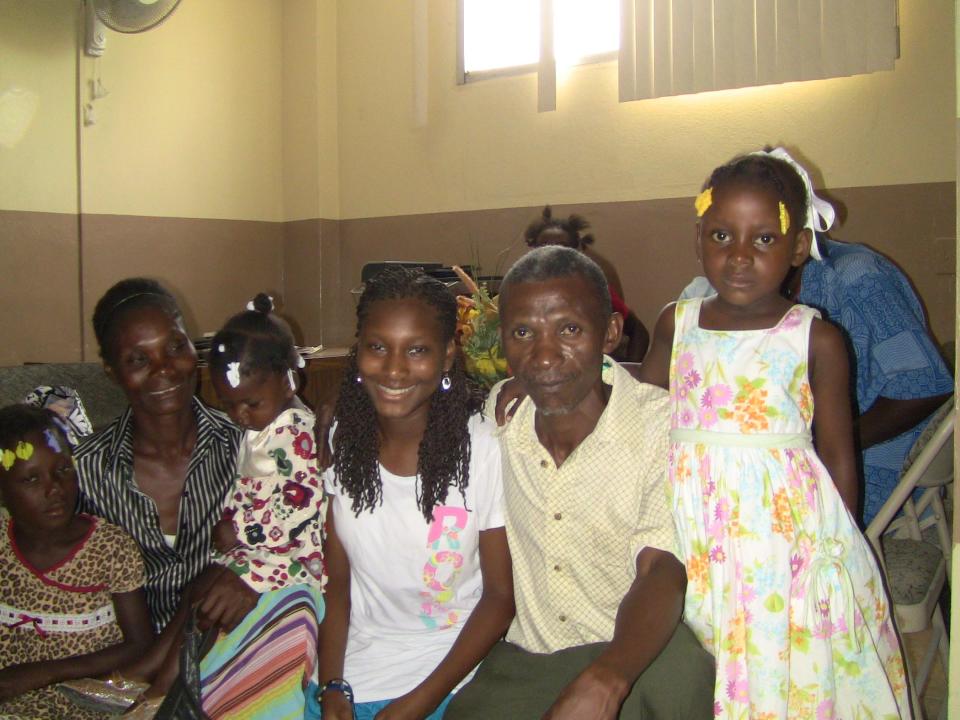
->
[446,623,715,719]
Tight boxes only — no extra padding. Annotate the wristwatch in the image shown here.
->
[317,678,354,705]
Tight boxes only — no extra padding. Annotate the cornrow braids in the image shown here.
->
[208,293,300,383]
[524,205,595,248]
[706,152,809,233]
[331,266,484,523]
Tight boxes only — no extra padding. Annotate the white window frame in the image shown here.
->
[456,0,617,85]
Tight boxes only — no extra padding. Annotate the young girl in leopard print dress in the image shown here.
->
[0,404,153,719]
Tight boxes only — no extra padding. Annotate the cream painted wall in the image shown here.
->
[336,0,955,220]
[282,0,339,221]
[79,0,285,222]
[0,0,78,214]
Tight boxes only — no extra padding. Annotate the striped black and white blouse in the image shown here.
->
[75,399,241,631]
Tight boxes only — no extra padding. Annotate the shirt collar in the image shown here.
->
[105,398,236,477]
[503,355,626,456]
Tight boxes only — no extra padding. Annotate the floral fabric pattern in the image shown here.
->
[668,298,908,719]
[215,404,327,593]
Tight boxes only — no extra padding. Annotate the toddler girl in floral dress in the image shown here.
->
[640,149,908,718]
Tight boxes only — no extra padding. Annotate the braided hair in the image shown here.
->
[704,151,809,233]
[524,205,595,249]
[208,293,300,385]
[332,266,484,523]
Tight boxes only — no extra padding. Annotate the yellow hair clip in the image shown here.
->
[779,202,790,234]
[15,441,33,461]
[694,188,713,217]
[1,442,35,471]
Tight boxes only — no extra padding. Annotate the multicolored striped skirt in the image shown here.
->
[200,584,324,719]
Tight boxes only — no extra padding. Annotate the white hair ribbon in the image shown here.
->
[226,362,241,388]
[246,295,275,312]
[749,147,835,260]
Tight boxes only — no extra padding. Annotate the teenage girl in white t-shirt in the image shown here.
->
[317,266,514,720]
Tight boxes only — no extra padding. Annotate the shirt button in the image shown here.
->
[540,459,549,468]
[554,512,562,521]
[554,564,561,572]
[559,614,567,622]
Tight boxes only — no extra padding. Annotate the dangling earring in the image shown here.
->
[355,374,363,384]
[287,369,297,391]
[440,373,452,391]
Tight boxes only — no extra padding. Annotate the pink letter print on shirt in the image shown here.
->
[419,506,468,629]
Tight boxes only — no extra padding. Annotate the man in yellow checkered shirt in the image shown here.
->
[447,246,714,719]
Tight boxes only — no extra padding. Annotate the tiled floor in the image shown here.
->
[902,626,947,719]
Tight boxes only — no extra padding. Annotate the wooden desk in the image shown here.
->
[198,349,351,413]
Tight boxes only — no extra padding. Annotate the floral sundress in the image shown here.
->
[668,298,908,719]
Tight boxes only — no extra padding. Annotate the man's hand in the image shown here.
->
[192,565,259,631]
[542,662,630,720]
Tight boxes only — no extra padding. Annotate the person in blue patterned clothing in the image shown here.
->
[782,234,953,524]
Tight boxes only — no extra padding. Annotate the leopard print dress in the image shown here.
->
[0,512,144,719]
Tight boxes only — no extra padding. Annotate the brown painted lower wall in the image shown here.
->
[336,182,957,351]
[78,214,286,360]
[0,210,81,365]
[1,181,955,365]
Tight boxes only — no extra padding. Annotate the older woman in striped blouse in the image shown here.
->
[74,277,246,634]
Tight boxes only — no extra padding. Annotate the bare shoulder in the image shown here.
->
[636,303,677,389]
[808,317,847,364]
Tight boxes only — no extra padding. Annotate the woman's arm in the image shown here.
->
[0,589,154,700]
[809,319,859,516]
[635,304,675,389]
[317,503,354,720]
[376,527,514,720]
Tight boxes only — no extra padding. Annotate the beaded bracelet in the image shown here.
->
[317,678,354,706]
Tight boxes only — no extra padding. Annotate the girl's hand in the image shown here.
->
[211,518,240,554]
[374,689,435,720]
[0,662,53,700]
[320,688,354,720]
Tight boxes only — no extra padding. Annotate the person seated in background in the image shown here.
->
[680,147,953,525]
[525,206,650,362]
[446,246,714,720]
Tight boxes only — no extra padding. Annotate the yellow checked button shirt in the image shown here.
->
[487,358,679,654]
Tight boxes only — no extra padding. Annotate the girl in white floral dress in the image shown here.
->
[640,150,908,719]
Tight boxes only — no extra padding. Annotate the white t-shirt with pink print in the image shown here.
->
[323,413,505,703]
